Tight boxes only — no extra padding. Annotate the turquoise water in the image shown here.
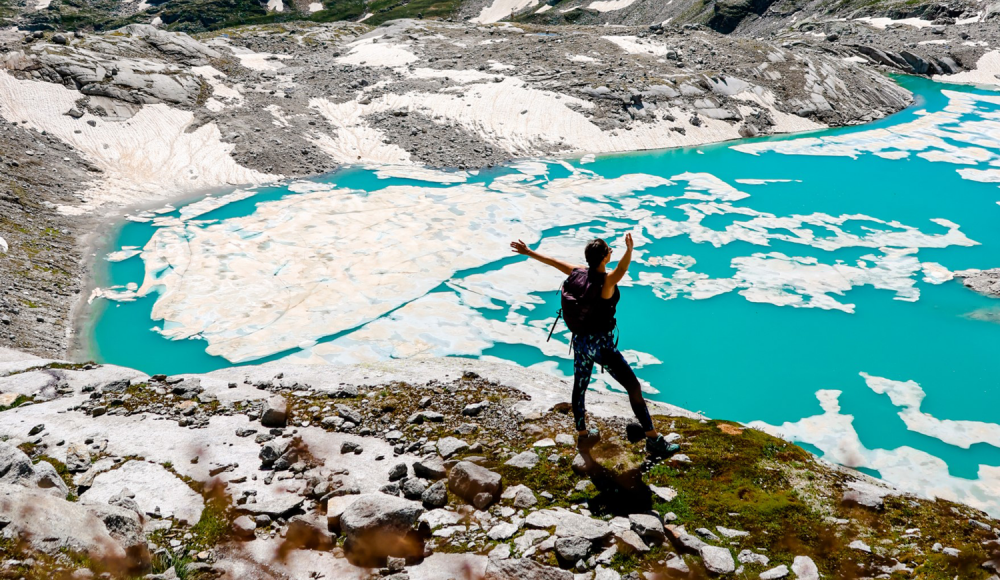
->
[88,76,1000,513]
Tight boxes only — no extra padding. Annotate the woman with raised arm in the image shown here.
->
[510,234,679,457]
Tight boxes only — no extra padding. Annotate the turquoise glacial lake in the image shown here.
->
[88,76,1000,514]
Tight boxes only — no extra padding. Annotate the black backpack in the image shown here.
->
[547,268,603,340]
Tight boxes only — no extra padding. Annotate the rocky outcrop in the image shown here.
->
[0,484,148,569]
[0,441,69,497]
[956,268,1000,298]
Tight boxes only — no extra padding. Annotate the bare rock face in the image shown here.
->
[339,494,425,567]
[447,461,502,508]
[0,484,149,572]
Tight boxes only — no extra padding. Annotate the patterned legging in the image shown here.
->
[571,331,654,433]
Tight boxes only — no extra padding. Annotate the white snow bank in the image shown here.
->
[472,0,541,24]
[934,51,1000,88]
[0,71,272,214]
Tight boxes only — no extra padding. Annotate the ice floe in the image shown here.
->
[750,377,1000,517]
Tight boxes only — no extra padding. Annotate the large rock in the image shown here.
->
[0,484,147,566]
[0,441,67,497]
[0,441,35,487]
[629,514,665,544]
[66,443,92,473]
[32,461,70,497]
[261,397,288,427]
[792,556,819,580]
[700,545,735,574]
[413,456,447,480]
[339,494,425,566]
[484,558,574,579]
[437,437,469,458]
[554,535,592,566]
[448,461,501,508]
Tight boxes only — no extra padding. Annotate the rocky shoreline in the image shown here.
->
[3,348,1000,579]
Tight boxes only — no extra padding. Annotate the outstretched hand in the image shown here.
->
[510,239,531,255]
[624,232,634,250]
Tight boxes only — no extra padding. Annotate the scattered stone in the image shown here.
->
[341,441,361,454]
[413,456,447,480]
[629,514,665,544]
[849,539,871,553]
[462,401,488,416]
[554,434,574,446]
[616,529,650,554]
[448,461,501,507]
[233,515,256,539]
[421,481,447,508]
[401,478,428,500]
[437,437,469,458]
[649,484,677,501]
[716,526,749,539]
[555,535,592,565]
[388,463,408,482]
[791,556,819,580]
[700,545,735,574]
[505,450,539,470]
[489,542,512,561]
[513,486,538,509]
[695,527,720,542]
[759,564,789,580]
[488,522,520,541]
[737,549,769,566]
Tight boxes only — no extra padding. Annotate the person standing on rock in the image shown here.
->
[510,234,679,458]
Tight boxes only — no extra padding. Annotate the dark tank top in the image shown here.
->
[588,270,619,334]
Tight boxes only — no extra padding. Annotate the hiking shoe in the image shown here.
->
[577,429,601,449]
[646,435,680,458]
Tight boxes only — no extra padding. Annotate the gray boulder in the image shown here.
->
[448,461,501,508]
[421,481,447,509]
[401,478,428,500]
[485,558,573,579]
[0,484,147,562]
[339,494,425,566]
[505,451,539,470]
[336,404,363,425]
[260,397,288,427]
[554,536,591,566]
[0,441,35,487]
[413,456,447,480]
[388,463,408,482]
[629,514,665,544]
[437,437,469,458]
[259,438,292,466]
[700,545,735,574]
[233,515,256,539]
[32,461,69,497]
[65,443,91,473]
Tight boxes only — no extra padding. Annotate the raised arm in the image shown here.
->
[604,233,634,293]
[510,239,579,276]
